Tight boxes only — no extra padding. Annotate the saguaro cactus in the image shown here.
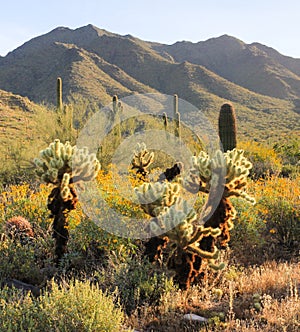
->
[218,103,237,151]
[57,77,63,113]
[173,94,178,118]
[34,139,100,262]
[173,94,181,140]
[112,95,123,143]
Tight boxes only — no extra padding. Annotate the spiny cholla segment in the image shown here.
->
[34,139,100,201]
[185,148,255,203]
[131,142,154,176]
[134,181,180,217]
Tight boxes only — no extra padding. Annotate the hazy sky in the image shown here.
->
[1,0,300,57]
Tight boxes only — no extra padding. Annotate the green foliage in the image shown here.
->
[100,256,176,315]
[0,235,48,285]
[239,141,282,179]
[0,280,125,332]
[260,196,300,250]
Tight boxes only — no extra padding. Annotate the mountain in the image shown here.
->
[0,24,299,141]
[151,35,300,100]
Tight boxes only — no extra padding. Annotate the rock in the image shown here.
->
[183,313,208,322]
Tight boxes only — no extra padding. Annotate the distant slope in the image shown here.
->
[152,35,300,100]
[0,24,299,141]
[0,90,59,177]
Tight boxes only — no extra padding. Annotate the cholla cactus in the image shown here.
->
[35,139,100,190]
[133,142,255,289]
[185,150,225,194]
[135,181,180,217]
[131,142,154,179]
[34,139,100,262]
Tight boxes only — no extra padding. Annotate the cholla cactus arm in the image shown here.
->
[224,149,255,203]
[131,143,154,179]
[184,151,212,193]
[135,181,180,217]
[151,201,196,245]
[35,139,100,197]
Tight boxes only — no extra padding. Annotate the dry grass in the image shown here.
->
[125,260,299,331]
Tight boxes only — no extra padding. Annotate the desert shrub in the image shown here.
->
[0,184,51,229]
[230,198,267,265]
[238,141,282,179]
[95,255,176,315]
[0,237,44,285]
[0,280,125,332]
[273,134,300,165]
[230,175,300,264]
[58,217,138,276]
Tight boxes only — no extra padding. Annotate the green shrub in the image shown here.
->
[0,237,44,285]
[95,255,177,315]
[238,141,282,179]
[260,197,300,251]
[229,198,267,265]
[0,280,125,332]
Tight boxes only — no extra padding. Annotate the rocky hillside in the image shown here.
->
[0,24,299,140]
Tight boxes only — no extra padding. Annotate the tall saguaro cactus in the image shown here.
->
[218,103,237,151]
[56,77,74,142]
[112,95,123,143]
[57,77,63,113]
[173,94,181,140]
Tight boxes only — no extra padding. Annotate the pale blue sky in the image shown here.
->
[1,0,300,57]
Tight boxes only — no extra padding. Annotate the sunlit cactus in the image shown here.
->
[131,142,154,179]
[112,95,123,143]
[56,77,74,141]
[175,111,181,139]
[135,181,180,217]
[132,141,255,289]
[173,94,181,140]
[173,94,178,118]
[222,148,255,203]
[34,139,100,262]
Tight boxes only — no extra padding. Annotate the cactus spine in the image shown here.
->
[218,103,237,151]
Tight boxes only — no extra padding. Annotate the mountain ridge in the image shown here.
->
[0,24,299,141]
